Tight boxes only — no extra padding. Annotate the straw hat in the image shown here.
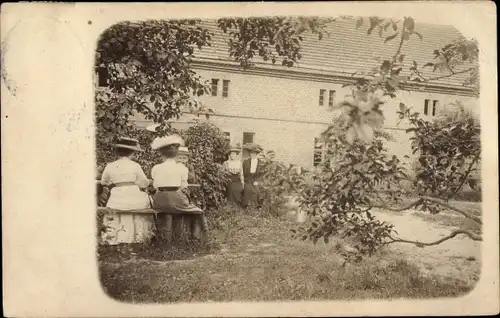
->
[243,143,263,153]
[151,134,184,150]
[114,137,143,152]
[228,144,241,154]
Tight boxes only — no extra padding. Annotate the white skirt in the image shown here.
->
[106,185,151,210]
[101,211,155,245]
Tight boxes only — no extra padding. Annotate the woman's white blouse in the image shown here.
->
[224,160,241,173]
[100,157,150,188]
[151,159,189,188]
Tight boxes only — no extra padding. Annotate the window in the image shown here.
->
[328,90,336,107]
[243,132,254,144]
[211,79,219,96]
[96,67,109,87]
[432,100,438,116]
[424,99,430,115]
[319,89,326,106]
[313,137,329,166]
[424,99,439,116]
[222,80,230,97]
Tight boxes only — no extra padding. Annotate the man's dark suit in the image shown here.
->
[241,158,264,208]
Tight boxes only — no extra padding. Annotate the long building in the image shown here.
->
[97,18,478,168]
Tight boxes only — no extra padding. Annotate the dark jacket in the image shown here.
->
[242,158,265,184]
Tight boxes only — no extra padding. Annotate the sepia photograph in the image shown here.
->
[1,2,498,316]
[95,14,483,303]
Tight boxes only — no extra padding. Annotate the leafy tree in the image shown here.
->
[95,19,213,143]
[399,102,481,200]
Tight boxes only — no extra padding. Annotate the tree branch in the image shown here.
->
[386,229,482,247]
[421,196,482,224]
[370,189,482,224]
[448,152,481,200]
[393,22,406,61]
[370,198,423,212]
[419,67,475,82]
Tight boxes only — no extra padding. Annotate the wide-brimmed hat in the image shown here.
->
[228,144,241,154]
[178,146,190,155]
[151,134,185,150]
[114,137,143,152]
[243,143,263,153]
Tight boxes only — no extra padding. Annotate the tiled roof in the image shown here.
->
[192,18,475,89]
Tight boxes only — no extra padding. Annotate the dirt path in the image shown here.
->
[373,208,481,282]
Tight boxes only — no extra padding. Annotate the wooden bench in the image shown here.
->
[97,182,207,245]
[154,210,208,243]
[98,207,208,245]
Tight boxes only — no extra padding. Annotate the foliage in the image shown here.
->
[291,116,408,256]
[355,16,479,96]
[255,150,303,216]
[96,19,213,142]
[398,101,481,199]
[181,121,231,211]
[217,17,333,69]
[96,208,115,248]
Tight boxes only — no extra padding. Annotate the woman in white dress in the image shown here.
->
[99,137,152,244]
[223,146,244,206]
[150,135,205,239]
[150,135,202,214]
[100,137,151,210]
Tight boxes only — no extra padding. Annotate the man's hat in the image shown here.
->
[243,143,263,153]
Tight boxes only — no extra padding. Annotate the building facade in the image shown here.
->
[99,19,479,169]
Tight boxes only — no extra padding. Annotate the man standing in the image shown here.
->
[241,143,264,208]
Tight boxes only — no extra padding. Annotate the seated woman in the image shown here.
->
[99,137,152,245]
[100,137,151,210]
[150,135,204,238]
[151,136,202,213]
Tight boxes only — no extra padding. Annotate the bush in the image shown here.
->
[400,102,481,200]
[257,151,305,216]
[181,121,231,211]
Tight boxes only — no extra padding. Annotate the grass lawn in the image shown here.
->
[98,207,477,303]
